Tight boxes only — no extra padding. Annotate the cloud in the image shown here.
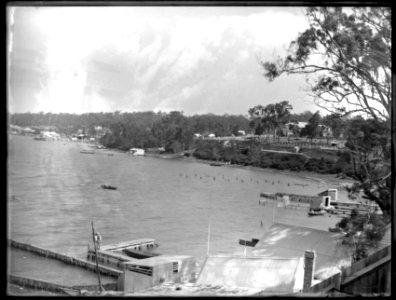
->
[9,6,314,115]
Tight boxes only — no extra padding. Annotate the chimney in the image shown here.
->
[303,250,316,291]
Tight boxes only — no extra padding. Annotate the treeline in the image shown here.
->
[7,110,320,152]
[193,116,390,178]
[8,111,250,152]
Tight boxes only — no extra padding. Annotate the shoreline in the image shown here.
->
[24,135,356,189]
[176,156,356,188]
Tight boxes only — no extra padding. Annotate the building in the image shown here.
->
[329,140,347,148]
[37,131,61,141]
[86,239,196,293]
[129,148,145,156]
[197,254,306,294]
[252,223,354,280]
[283,122,308,136]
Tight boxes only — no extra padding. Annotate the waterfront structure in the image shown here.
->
[252,223,353,280]
[197,254,306,294]
[86,239,196,293]
[33,131,60,141]
[260,188,381,215]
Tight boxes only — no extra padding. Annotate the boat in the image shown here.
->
[308,209,325,216]
[33,136,46,141]
[101,185,117,190]
[328,227,343,233]
[239,238,259,247]
[210,163,223,166]
[123,248,161,259]
[87,238,160,270]
[80,150,94,154]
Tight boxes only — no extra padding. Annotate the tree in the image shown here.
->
[248,101,293,138]
[262,7,391,122]
[152,111,194,152]
[322,113,346,139]
[261,7,392,245]
[289,110,314,122]
[300,110,322,139]
[344,117,391,218]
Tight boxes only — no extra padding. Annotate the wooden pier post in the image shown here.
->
[91,221,103,293]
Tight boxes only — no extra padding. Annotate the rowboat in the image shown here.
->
[123,248,161,259]
[101,185,117,190]
[239,238,259,247]
[308,209,325,216]
[80,150,94,154]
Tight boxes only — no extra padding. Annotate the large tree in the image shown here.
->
[300,110,322,139]
[322,112,346,139]
[261,7,392,236]
[262,7,391,122]
[248,101,293,138]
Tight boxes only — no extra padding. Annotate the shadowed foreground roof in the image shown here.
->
[252,223,353,279]
[197,255,304,293]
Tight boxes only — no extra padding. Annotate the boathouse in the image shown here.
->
[86,239,196,293]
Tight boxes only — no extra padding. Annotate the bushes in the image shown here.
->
[304,157,336,173]
[338,211,387,261]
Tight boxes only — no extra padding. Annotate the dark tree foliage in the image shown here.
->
[262,7,391,121]
[321,113,346,139]
[300,110,322,139]
[9,111,251,151]
[344,117,391,219]
[261,7,391,227]
[248,101,293,138]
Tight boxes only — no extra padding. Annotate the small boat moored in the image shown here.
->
[210,162,223,166]
[123,248,161,259]
[308,209,325,216]
[101,185,117,190]
[80,150,95,154]
[328,226,343,233]
[239,238,260,247]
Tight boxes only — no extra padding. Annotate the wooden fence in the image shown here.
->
[304,245,391,295]
[340,246,391,295]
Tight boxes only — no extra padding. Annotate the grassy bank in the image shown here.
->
[191,139,355,177]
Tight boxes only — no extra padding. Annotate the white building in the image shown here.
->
[40,131,60,140]
[129,148,145,156]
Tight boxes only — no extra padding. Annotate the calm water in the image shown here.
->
[8,135,346,265]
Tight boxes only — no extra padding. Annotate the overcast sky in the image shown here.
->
[7,5,322,116]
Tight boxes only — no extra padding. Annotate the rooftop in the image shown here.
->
[197,254,304,293]
[252,223,353,279]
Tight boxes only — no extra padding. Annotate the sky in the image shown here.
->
[7,5,322,116]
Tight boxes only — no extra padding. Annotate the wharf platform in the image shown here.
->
[8,247,117,289]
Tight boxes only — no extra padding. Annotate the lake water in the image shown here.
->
[8,135,347,266]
